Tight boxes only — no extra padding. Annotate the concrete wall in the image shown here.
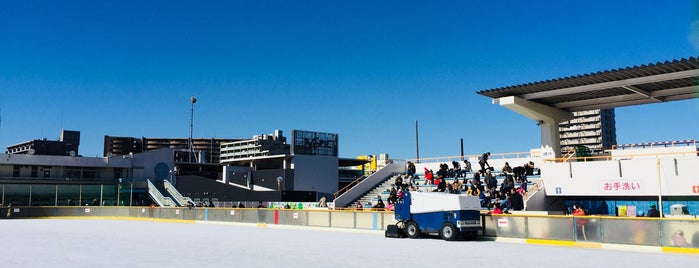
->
[131,149,175,181]
[291,155,338,195]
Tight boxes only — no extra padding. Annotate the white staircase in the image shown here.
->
[351,175,400,208]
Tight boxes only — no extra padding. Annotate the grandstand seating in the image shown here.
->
[349,170,541,209]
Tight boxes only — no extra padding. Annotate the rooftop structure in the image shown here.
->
[477,56,699,156]
[5,130,80,156]
[104,136,240,163]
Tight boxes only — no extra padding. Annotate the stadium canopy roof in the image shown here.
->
[477,57,699,112]
[475,57,699,156]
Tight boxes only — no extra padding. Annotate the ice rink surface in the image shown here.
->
[1,219,696,267]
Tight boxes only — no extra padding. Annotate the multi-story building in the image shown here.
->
[5,130,80,156]
[104,136,240,163]
[558,108,617,153]
[219,130,288,161]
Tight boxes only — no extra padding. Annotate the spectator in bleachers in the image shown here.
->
[373,198,385,210]
[425,168,434,185]
[452,161,463,178]
[502,162,513,174]
[466,185,480,196]
[492,203,504,214]
[525,161,535,176]
[464,159,472,172]
[512,165,526,182]
[478,152,491,172]
[388,187,398,204]
[519,175,528,192]
[451,179,462,194]
[500,176,514,196]
[434,178,447,192]
[437,163,448,178]
[485,169,497,197]
[394,176,403,189]
[356,202,363,210]
[471,171,481,186]
[407,161,416,176]
[509,188,524,211]
[409,174,417,186]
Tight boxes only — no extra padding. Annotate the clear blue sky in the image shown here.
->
[1,1,698,159]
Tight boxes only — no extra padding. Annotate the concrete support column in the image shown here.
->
[497,96,573,157]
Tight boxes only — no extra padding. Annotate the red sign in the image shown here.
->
[602,181,641,192]
[692,185,699,194]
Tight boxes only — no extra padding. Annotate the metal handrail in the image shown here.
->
[406,151,533,164]
[334,175,367,199]
[544,149,699,163]
[163,180,193,206]
[559,148,577,163]
[147,179,174,207]
[525,179,545,201]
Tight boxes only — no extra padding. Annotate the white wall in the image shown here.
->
[542,157,699,196]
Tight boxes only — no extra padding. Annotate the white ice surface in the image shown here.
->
[1,219,696,267]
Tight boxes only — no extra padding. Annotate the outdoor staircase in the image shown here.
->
[147,179,176,207]
[163,179,194,206]
[350,175,400,208]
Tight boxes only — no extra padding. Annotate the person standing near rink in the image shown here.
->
[647,204,660,217]
[573,203,588,240]
[479,152,491,173]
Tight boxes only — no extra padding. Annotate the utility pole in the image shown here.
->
[189,96,197,163]
[415,120,420,163]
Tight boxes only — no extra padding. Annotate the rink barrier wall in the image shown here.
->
[3,206,699,254]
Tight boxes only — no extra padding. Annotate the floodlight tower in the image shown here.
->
[189,96,197,162]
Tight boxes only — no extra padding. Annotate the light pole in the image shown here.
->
[189,96,197,163]
[117,178,122,206]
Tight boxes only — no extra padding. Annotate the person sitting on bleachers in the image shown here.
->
[433,176,442,188]
[509,188,524,211]
[492,203,504,214]
[394,176,403,189]
[451,179,462,194]
[525,161,535,176]
[500,176,514,196]
[437,163,448,178]
[466,185,480,197]
[485,169,497,197]
[433,178,447,192]
[388,187,398,204]
[471,171,481,186]
[373,198,385,210]
[424,169,434,185]
[502,162,513,175]
[452,161,463,178]
[464,160,472,172]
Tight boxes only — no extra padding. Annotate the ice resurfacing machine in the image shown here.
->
[386,190,482,240]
